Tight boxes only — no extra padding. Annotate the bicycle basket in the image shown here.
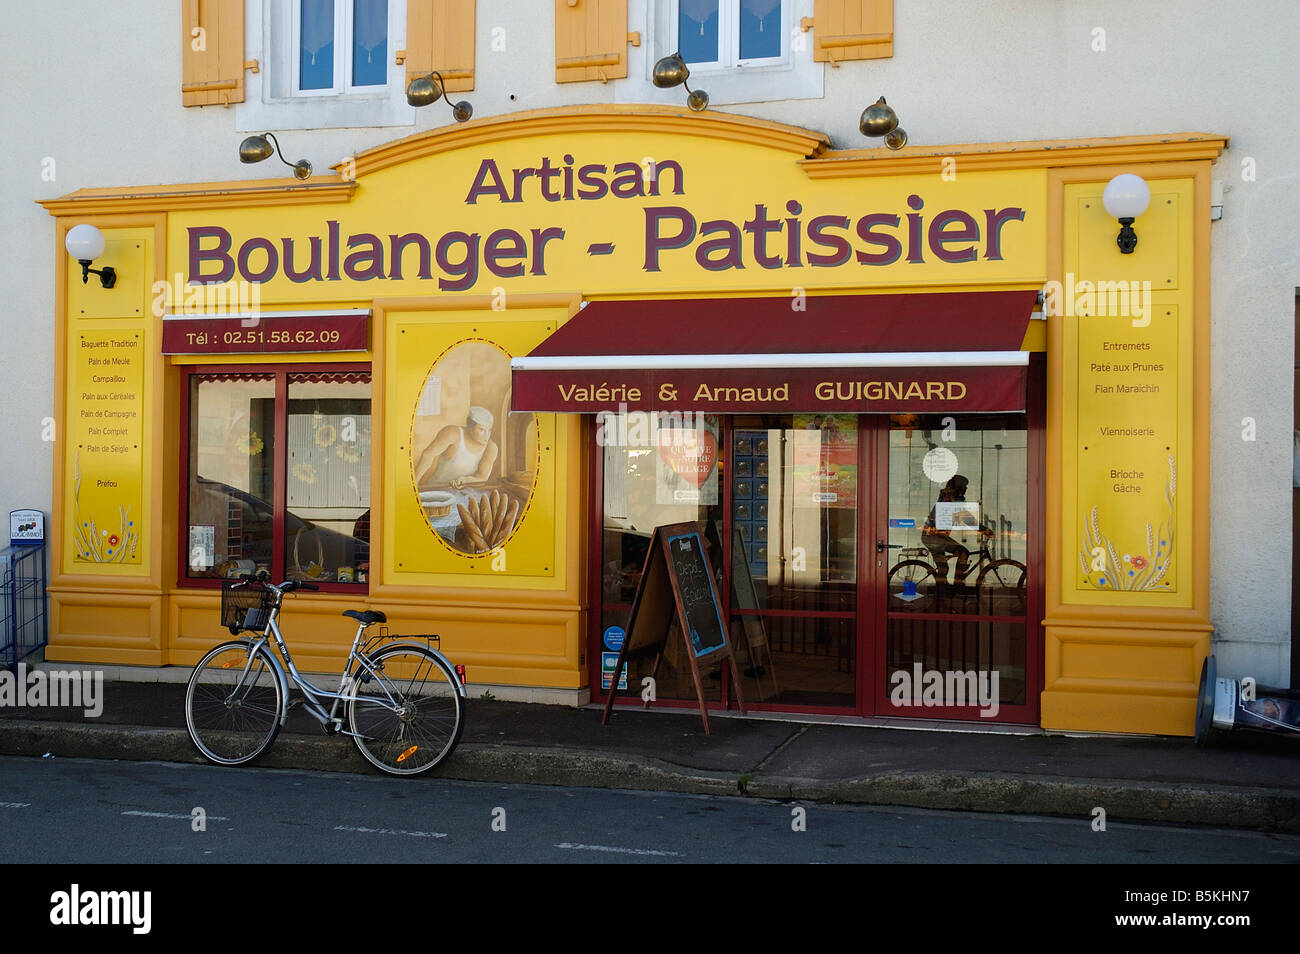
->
[220,580,275,634]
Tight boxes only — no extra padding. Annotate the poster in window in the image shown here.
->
[792,414,857,508]
[656,420,719,505]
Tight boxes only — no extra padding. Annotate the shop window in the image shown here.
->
[184,368,372,589]
[639,0,824,106]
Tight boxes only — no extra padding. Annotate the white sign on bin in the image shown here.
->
[10,510,44,544]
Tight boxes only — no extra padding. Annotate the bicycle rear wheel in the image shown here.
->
[347,645,464,777]
[889,560,936,594]
[185,640,283,766]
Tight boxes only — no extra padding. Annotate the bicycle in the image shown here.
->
[887,537,1026,606]
[184,575,467,777]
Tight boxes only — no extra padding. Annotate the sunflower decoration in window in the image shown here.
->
[234,430,265,456]
[292,462,318,485]
[314,422,338,448]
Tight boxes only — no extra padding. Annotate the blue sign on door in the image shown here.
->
[603,625,626,651]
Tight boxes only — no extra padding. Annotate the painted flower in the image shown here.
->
[335,442,361,463]
[315,424,338,448]
[108,534,120,546]
[235,431,264,456]
[1131,556,1147,570]
[292,462,317,484]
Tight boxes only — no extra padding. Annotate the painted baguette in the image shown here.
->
[456,502,490,552]
[490,494,512,542]
[497,498,520,547]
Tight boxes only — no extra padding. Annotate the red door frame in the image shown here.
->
[586,355,1046,723]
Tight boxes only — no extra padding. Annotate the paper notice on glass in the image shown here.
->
[604,447,628,519]
[189,525,215,569]
[656,426,719,505]
[934,502,980,532]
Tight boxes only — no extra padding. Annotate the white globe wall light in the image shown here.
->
[1102,174,1151,254]
[65,223,117,288]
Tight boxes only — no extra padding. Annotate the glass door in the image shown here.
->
[591,405,1040,722]
[729,415,858,710]
[598,412,724,703]
[877,413,1034,722]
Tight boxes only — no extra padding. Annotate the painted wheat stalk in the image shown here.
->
[71,449,140,563]
[1079,456,1177,591]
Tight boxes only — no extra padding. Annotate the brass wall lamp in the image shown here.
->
[239,132,313,180]
[652,52,708,111]
[859,96,907,150]
[1102,174,1151,254]
[406,70,473,121]
[65,224,116,288]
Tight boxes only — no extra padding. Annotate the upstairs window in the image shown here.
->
[295,0,390,95]
[640,0,820,107]
[675,0,788,69]
[236,0,422,132]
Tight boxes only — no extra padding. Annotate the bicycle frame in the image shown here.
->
[229,596,462,740]
[894,539,1000,576]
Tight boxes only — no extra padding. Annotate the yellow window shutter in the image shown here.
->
[554,0,632,84]
[812,0,893,63]
[402,0,476,93]
[181,0,251,106]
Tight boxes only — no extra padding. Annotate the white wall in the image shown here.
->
[2,0,1294,681]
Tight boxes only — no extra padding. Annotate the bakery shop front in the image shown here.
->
[41,106,1220,735]
[513,290,1043,721]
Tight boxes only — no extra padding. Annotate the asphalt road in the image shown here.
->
[3,755,1299,865]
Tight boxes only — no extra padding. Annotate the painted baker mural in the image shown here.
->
[411,341,537,556]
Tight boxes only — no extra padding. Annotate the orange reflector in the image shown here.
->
[396,746,419,763]
[222,659,245,669]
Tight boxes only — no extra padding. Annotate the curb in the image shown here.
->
[3,721,1297,833]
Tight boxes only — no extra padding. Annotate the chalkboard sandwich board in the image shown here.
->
[601,521,746,734]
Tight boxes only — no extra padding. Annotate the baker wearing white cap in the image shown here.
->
[416,406,500,490]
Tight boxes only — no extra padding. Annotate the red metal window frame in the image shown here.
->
[586,354,1046,722]
[177,362,372,593]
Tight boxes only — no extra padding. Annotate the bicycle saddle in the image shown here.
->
[343,609,387,625]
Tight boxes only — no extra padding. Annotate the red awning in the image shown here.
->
[511,290,1037,414]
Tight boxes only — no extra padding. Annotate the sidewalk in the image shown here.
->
[2,670,1299,834]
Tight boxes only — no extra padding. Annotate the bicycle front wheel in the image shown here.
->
[347,645,465,777]
[185,640,284,766]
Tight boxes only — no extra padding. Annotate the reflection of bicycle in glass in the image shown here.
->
[887,539,1026,604]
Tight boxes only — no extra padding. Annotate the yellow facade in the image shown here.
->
[41,107,1225,734]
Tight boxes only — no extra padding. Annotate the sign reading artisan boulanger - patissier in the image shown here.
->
[167,129,1045,301]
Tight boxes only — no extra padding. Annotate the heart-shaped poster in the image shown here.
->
[658,429,718,488]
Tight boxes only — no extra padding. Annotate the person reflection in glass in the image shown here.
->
[923,474,975,587]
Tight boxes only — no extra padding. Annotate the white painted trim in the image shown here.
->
[512,351,1031,371]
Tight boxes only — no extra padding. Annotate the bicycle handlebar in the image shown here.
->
[234,574,320,595]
